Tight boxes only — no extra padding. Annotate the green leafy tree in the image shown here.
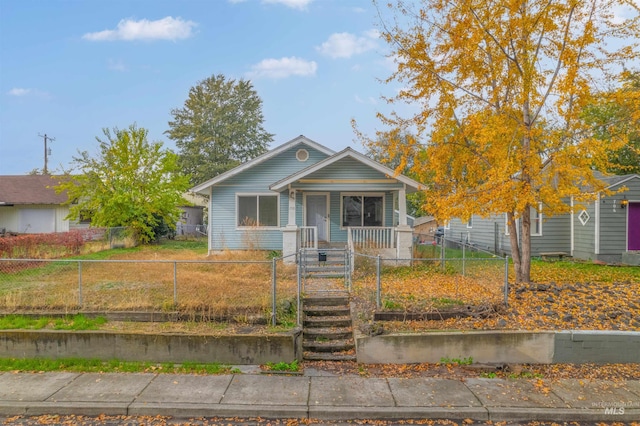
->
[360,0,640,283]
[583,71,640,175]
[166,74,274,185]
[367,133,428,218]
[56,124,191,244]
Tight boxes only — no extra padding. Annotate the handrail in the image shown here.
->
[347,226,395,249]
[298,226,318,249]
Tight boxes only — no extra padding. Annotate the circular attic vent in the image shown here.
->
[296,148,309,162]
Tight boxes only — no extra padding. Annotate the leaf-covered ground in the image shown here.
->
[354,260,640,333]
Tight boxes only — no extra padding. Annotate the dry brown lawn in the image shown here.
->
[0,248,298,322]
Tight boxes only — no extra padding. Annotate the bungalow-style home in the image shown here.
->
[0,175,77,234]
[191,135,423,261]
[444,173,640,265]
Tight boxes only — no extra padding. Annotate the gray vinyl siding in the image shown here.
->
[590,177,640,262]
[448,211,571,256]
[573,201,597,261]
[208,144,330,250]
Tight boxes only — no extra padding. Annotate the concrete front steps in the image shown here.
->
[302,291,356,361]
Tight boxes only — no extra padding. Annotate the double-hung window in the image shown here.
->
[237,194,278,227]
[342,194,384,227]
[505,205,542,236]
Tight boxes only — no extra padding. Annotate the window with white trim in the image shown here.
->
[237,194,279,227]
[341,194,384,227]
[466,216,473,228]
[531,205,542,236]
[505,205,542,236]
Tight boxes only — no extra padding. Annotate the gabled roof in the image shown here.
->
[600,173,640,189]
[0,175,69,205]
[269,147,424,192]
[190,135,335,195]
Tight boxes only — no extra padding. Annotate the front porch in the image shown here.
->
[281,188,414,262]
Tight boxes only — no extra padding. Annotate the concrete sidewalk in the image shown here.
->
[0,370,639,422]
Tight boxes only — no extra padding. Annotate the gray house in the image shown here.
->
[445,173,640,264]
[191,135,423,261]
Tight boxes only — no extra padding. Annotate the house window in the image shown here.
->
[531,206,542,236]
[466,216,473,228]
[578,210,590,226]
[505,205,543,235]
[342,194,384,227]
[237,194,278,227]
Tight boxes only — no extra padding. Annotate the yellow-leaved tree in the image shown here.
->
[362,0,640,283]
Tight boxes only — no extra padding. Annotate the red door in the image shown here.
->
[629,202,640,251]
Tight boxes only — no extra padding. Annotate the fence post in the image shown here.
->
[504,255,509,307]
[78,261,83,306]
[376,255,382,309]
[272,257,277,326]
[297,253,301,327]
[173,261,178,305]
[462,243,466,276]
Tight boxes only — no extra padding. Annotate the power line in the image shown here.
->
[38,133,55,174]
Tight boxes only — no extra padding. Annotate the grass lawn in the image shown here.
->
[1,239,638,332]
[0,240,297,323]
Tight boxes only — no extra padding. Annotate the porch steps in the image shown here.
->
[300,250,349,280]
[302,290,356,362]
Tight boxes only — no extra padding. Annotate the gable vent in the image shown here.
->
[296,149,309,162]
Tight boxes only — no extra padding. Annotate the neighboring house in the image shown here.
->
[177,192,206,236]
[0,175,75,234]
[191,135,423,261]
[413,216,438,242]
[445,173,640,264]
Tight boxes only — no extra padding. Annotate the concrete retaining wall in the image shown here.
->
[0,330,301,365]
[553,330,640,363]
[356,331,556,364]
[356,330,640,364]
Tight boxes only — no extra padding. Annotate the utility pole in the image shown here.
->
[38,133,55,174]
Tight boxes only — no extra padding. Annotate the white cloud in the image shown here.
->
[247,57,317,79]
[354,95,377,105]
[262,0,313,10]
[83,17,196,42]
[317,31,379,59]
[8,88,32,96]
[7,88,49,98]
[108,58,127,72]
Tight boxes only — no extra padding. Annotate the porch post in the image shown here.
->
[396,184,412,263]
[287,186,296,226]
[398,185,408,226]
[282,186,298,264]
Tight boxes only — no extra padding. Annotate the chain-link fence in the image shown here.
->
[352,237,509,312]
[0,257,298,325]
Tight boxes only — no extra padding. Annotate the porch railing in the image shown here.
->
[298,226,318,249]
[347,226,396,250]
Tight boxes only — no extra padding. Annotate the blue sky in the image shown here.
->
[0,0,397,175]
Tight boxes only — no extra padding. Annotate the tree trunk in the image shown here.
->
[520,206,532,284]
[506,212,522,283]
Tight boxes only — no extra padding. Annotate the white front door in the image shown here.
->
[306,194,329,242]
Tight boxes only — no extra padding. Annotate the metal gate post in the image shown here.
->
[504,255,509,307]
[78,261,83,306]
[271,257,277,326]
[376,255,382,308]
